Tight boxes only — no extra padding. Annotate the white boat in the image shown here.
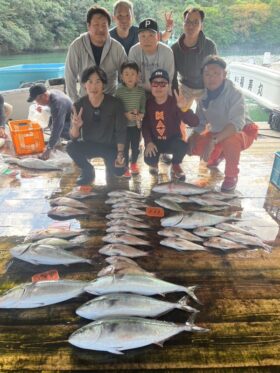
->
[228,60,280,130]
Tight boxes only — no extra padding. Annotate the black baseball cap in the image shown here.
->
[27,84,47,102]
[138,18,159,33]
[149,69,169,83]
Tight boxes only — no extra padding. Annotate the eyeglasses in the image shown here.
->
[151,81,168,88]
[184,20,200,27]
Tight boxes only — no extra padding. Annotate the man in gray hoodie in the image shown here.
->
[65,5,127,102]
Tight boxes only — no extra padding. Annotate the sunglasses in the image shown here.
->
[151,81,169,88]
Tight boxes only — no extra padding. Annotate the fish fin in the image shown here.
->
[186,285,202,305]
[178,296,199,313]
[155,342,164,348]
[108,348,124,355]
[262,243,272,253]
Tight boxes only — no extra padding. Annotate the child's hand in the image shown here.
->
[174,89,189,111]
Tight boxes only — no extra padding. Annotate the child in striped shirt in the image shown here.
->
[116,62,146,177]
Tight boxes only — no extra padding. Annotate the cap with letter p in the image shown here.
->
[138,18,159,33]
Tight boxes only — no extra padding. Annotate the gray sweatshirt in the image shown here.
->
[65,33,127,102]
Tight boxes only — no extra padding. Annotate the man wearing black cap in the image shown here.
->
[142,69,198,180]
[27,84,72,160]
[128,18,174,92]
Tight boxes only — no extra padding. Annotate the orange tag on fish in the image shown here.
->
[32,270,60,283]
[78,185,94,192]
[146,206,164,217]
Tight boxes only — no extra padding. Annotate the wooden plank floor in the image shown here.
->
[0,127,280,372]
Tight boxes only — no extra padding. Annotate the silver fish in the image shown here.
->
[99,244,148,257]
[84,274,200,303]
[48,206,89,219]
[155,197,185,212]
[31,237,79,250]
[4,156,62,170]
[161,212,238,229]
[203,237,246,251]
[105,256,140,266]
[216,223,257,236]
[97,264,154,277]
[110,207,146,215]
[193,226,225,238]
[112,201,147,209]
[106,225,147,236]
[68,234,91,246]
[106,219,150,229]
[152,182,210,195]
[189,196,231,207]
[105,197,138,205]
[49,197,88,209]
[0,280,87,308]
[65,190,98,200]
[24,228,85,242]
[10,244,92,265]
[158,228,203,242]
[102,234,151,246]
[160,238,207,252]
[76,293,198,320]
[108,190,145,199]
[106,213,143,221]
[68,316,208,354]
[221,232,272,251]
[204,192,237,201]
[159,194,190,203]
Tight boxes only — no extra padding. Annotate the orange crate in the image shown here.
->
[8,120,45,155]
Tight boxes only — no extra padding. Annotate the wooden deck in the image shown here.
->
[0,125,280,372]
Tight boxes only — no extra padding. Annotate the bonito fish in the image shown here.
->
[221,232,272,252]
[10,243,92,265]
[97,264,154,277]
[105,256,140,266]
[160,238,207,252]
[152,182,210,195]
[68,316,208,354]
[24,228,85,242]
[193,226,225,238]
[29,237,79,250]
[48,206,89,219]
[0,280,87,308]
[106,219,150,229]
[216,223,257,236]
[159,194,190,203]
[49,197,89,209]
[161,212,238,229]
[155,197,185,212]
[189,196,231,207]
[158,228,203,242]
[76,293,198,320]
[106,225,147,236]
[99,244,148,257]
[102,234,151,246]
[84,274,200,303]
[203,237,246,251]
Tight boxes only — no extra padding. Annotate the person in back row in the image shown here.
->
[187,55,258,192]
[0,94,13,138]
[115,62,146,178]
[27,84,72,160]
[67,66,127,186]
[128,18,174,93]
[110,0,174,54]
[142,69,199,181]
[65,5,127,102]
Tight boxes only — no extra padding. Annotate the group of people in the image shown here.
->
[1,1,258,192]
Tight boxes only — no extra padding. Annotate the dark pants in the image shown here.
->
[124,126,141,166]
[66,140,124,176]
[144,137,188,166]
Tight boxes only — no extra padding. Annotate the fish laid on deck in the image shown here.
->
[0,280,87,308]
[110,207,146,215]
[158,227,203,242]
[25,237,81,250]
[221,231,272,251]
[76,293,198,320]
[84,274,200,303]
[193,226,226,238]
[48,206,90,219]
[152,182,210,195]
[107,190,145,199]
[203,237,247,251]
[65,190,98,200]
[97,263,154,277]
[68,316,208,354]
[24,228,85,241]
[10,243,92,265]
[215,222,257,236]
[155,197,185,212]
[160,237,207,252]
[102,233,151,246]
[106,225,147,236]
[161,212,238,229]
[49,196,89,209]
[106,219,150,229]
[106,212,143,221]
[3,156,63,170]
[112,201,148,209]
[99,244,149,258]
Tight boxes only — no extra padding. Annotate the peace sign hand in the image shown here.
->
[72,106,83,129]
[173,89,189,111]
[165,11,174,30]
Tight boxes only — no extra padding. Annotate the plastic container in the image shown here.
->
[8,119,45,155]
[28,104,51,129]
[270,151,280,189]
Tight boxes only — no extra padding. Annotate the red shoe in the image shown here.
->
[221,176,238,192]
[171,164,185,181]
[130,163,140,175]
[122,168,131,178]
[207,155,224,169]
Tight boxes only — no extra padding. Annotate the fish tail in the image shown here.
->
[185,313,209,333]
[186,285,202,305]
[178,296,200,313]
[262,243,272,253]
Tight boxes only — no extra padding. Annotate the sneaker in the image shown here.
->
[76,167,95,186]
[221,176,238,192]
[122,168,131,178]
[207,155,224,169]
[130,163,140,175]
[149,164,159,175]
[161,154,173,164]
[171,164,186,181]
